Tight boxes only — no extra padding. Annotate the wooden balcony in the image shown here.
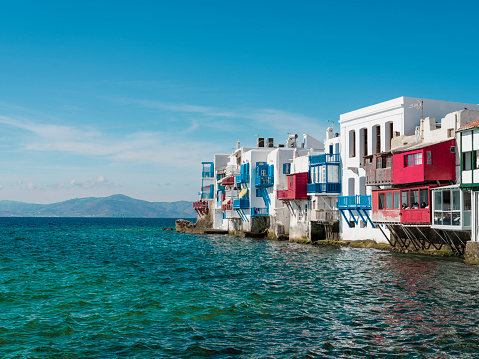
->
[310,209,339,222]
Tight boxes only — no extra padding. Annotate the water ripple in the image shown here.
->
[1,218,479,358]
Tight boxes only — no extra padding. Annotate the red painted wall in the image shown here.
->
[282,172,309,200]
[392,139,456,184]
[372,185,435,224]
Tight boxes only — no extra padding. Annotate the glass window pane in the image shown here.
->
[327,164,339,183]
[420,189,428,208]
[434,211,442,225]
[393,192,400,209]
[464,190,471,211]
[435,191,442,210]
[452,190,460,211]
[464,211,471,227]
[452,212,460,226]
[443,212,451,225]
[401,191,409,208]
[443,190,451,211]
[464,152,472,171]
[386,193,392,209]
[410,190,419,208]
[379,193,385,210]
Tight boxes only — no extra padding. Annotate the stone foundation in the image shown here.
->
[465,241,479,265]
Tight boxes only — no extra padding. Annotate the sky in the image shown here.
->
[1,0,479,204]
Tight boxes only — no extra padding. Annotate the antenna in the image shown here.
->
[328,120,334,131]
[409,99,424,119]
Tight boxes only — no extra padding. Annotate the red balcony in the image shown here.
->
[221,202,233,211]
[371,185,436,224]
[277,172,308,200]
[392,139,456,185]
[193,201,209,216]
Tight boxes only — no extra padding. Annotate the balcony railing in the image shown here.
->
[338,195,372,210]
[365,166,393,186]
[233,198,250,209]
[193,201,209,209]
[310,209,340,222]
[222,202,233,211]
[251,207,269,217]
[310,154,340,165]
[225,189,239,199]
[307,183,340,194]
[202,170,214,178]
[235,173,249,184]
[255,175,274,188]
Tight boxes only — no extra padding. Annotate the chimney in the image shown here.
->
[257,137,265,147]
[267,138,274,148]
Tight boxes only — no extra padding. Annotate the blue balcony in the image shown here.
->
[251,207,269,217]
[201,162,214,178]
[310,154,340,165]
[233,199,250,209]
[307,182,340,194]
[235,173,249,184]
[338,195,372,210]
[255,175,274,188]
[202,170,214,178]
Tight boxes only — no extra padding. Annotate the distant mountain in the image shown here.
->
[0,194,197,218]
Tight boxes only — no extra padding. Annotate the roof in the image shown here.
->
[391,138,454,154]
[458,119,479,132]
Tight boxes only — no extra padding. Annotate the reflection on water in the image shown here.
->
[0,218,478,358]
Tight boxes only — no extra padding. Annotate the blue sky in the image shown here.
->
[1,1,479,203]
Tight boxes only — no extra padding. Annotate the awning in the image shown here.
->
[239,188,248,199]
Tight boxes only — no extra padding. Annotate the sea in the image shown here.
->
[1,217,479,358]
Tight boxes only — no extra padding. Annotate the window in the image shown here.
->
[447,128,455,137]
[385,156,392,168]
[379,193,385,210]
[476,151,479,169]
[427,151,432,165]
[420,189,428,208]
[329,144,333,154]
[405,152,422,166]
[386,193,392,209]
[463,151,473,171]
[410,190,419,208]
[393,192,400,209]
[349,130,356,158]
[376,156,382,169]
[283,163,291,174]
[261,169,267,176]
[401,190,409,208]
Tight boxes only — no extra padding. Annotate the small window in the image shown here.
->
[450,146,455,153]
[405,152,422,167]
[376,157,382,169]
[385,156,392,168]
[420,189,428,208]
[379,193,385,210]
[410,190,419,208]
[427,151,432,165]
[393,192,400,209]
[464,152,472,171]
[283,163,291,174]
[386,193,393,209]
[401,190,409,209]
[447,128,455,137]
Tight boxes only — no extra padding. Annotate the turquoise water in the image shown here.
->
[1,218,479,358]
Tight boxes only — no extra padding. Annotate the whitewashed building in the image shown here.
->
[339,97,479,244]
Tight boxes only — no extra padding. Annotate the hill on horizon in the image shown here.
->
[0,194,197,218]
